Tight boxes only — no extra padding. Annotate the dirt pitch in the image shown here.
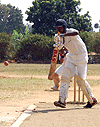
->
[20,102,100,127]
[0,75,100,127]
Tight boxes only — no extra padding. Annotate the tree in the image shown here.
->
[26,0,92,36]
[0,4,9,33]
[70,11,92,32]
[94,23,99,28]
[0,4,25,34]
[94,20,100,32]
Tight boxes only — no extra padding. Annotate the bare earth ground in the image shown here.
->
[0,75,100,127]
[20,102,100,127]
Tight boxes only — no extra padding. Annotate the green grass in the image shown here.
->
[1,63,100,76]
[0,63,49,76]
[87,64,100,76]
[0,63,100,101]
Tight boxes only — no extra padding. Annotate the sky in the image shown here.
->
[1,0,100,31]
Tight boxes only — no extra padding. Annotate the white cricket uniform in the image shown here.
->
[63,28,88,80]
[58,28,94,103]
[55,54,67,76]
[55,54,76,77]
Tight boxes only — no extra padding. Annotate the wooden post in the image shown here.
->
[78,86,80,102]
[74,75,76,102]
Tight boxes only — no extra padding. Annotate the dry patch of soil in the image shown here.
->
[0,75,100,127]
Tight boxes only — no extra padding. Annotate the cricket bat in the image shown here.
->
[48,47,59,80]
[48,31,60,80]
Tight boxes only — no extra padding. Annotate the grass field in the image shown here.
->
[0,63,100,101]
[1,63,100,76]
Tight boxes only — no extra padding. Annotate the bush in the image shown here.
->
[93,32,100,54]
[0,32,11,60]
[1,31,100,63]
[79,31,100,54]
[15,34,54,62]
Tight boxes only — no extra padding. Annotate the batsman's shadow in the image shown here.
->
[33,106,85,114]
[44,89,59,92]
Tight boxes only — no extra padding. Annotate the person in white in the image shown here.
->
[53,19,97,108]
[51,46,68,91]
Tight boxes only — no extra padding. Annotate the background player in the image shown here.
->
[51,46,68,91]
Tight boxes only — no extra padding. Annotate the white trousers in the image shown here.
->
[55,62,76,98]
[55,64,65,76]
[55,56,67,76]
[59,61,94,103]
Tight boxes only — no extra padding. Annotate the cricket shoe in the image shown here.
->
[51,86,58,91]
[84,97,97,108]
[54,101,66,108]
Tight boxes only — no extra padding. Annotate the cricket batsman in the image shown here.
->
[53,19,97,108]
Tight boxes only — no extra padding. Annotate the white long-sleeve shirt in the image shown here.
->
[65,28,87,55]
[64,28,88,64]
[54,28,88,64]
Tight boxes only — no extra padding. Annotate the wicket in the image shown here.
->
[74,75,85,104]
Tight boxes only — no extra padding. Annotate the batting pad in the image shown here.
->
[61,67,72,83]
[76,75,93,104]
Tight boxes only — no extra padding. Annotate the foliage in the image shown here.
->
[1,31,100,61]
[94,23,99,28]
[26,0,92,36]
[0,32,11,60]
[0,4,25,34]
[93,32,100,53]
[79,31,100,54]
[15,34,54,61]
[11,26,31,59]
[79,31,95,53]
[0,4,9,33]
[74,11,92,32]
[11,30,23,58]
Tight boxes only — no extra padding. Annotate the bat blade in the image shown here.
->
[48,47,59,80]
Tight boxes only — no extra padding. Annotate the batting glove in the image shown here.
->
[53,41,64,50]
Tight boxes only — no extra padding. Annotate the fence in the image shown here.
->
[88,55,100,64]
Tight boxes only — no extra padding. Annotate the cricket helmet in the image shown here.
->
[55,19,67,28]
